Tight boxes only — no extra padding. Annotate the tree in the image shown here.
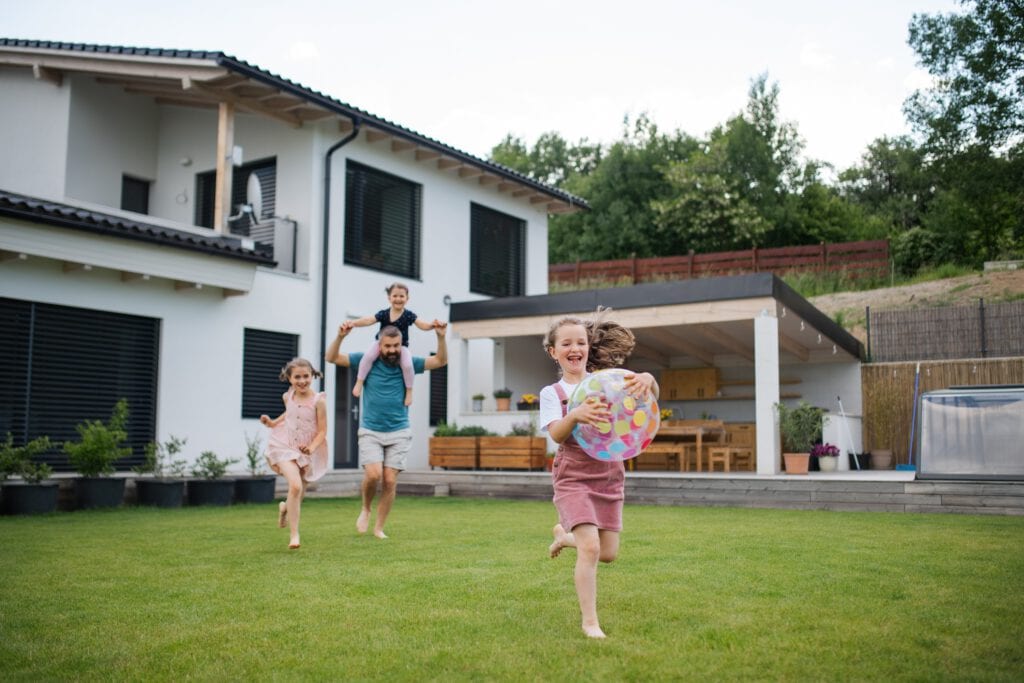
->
[838,136,936,233]
[490,132,601,188]
[905,0,1024,154]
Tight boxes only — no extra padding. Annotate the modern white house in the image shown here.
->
[0,39,584,472]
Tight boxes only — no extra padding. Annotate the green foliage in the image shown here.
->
[471,393,485,401]
[892,226,942,275]
[191,451,238,480]
[62,398,131,477]
[0,433,55,483]
[776,400,824,453]
[243,432,265,475]
[432,422,495,437]
[905,0,1024,154]
[134,435,188,479]
[492,388,513,398]
[506,421,537,437]
[2,499,1023,680]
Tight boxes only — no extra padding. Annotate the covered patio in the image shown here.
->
[446,273,865,476]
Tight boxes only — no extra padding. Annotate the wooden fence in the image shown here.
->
[861,358,1024,466]
[549,239,889,287]
[868,300,1024,362]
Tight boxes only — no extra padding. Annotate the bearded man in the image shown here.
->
[325,320,447,538]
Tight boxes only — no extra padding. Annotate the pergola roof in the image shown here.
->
[0,38,586,215]
[450,274,864,367]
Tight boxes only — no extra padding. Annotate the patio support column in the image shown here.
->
[754,310,781,474]
[454,334,469,415]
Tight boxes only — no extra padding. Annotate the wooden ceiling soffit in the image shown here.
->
[694,323,754,361]
[632,340,669,368]
[0,52,226,82]
[181,77,303,127]
[644,328,715,366]
[778,333,810,362]
[365,129,390,143]
[478,174,501,186]
[415,149,442,161]
[391,139,416,152]
[437,158,461,170]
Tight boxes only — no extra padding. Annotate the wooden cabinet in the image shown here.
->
[660,368,720,400]
[724,423,756,457]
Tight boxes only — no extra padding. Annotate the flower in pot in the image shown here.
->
[235,432,276,504]
[493,388,513,412]
[1,433,59,515]
[133,435,187,508]
[517,393,539,410]
[188,450,239,507]
[63,398,131,508]
[776,401,823,475]
[471,394,485,412]
[810,442,840,472]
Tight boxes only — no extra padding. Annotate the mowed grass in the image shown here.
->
[2,497,1023,681]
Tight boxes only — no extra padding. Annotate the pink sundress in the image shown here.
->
[264,389,328,482]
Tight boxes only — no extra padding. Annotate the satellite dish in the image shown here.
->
[246,172,263,221]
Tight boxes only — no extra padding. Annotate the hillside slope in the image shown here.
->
[809,268,1024,344]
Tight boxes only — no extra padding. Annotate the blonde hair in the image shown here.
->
[278,357,323,382]
[541,308,636,371]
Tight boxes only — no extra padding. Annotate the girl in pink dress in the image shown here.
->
[260,358,328,550]
[539,314,657,639]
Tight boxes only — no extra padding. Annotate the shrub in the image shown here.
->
[134,435,187,478]
[244,433,266,475]
[1,433,55,483]
[191,451,238,480]
[63,399,131,477]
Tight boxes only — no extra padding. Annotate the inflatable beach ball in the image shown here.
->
[568,368,661,461]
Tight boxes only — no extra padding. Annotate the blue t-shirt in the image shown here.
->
[349,351,426,432]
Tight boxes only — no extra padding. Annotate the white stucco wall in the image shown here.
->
[0,66,70,199]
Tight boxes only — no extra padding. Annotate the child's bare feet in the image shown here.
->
[356,509,370,534]
[549,523,571,558]
[352,380,363,398]
[288,537,300,550]
[278,501,287,528]
[373,529,388,539]
[404,388,412,407]
[582,623,606,639]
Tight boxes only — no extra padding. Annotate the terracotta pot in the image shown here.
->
[783,453,810,475]
[495,397,511,412]
[870,449,893,470]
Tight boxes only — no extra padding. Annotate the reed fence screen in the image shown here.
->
[549,239,889,287]
[868,300,1024,362]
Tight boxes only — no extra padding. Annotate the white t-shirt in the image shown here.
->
[539,377,586,433]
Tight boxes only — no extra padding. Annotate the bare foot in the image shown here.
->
[356,510,370,534]
[582,623,606,639]
[278,501,287,528]
[549,523,571,558]
[352,381,363,398]
[288,538,300,550]
[374,529,388,539]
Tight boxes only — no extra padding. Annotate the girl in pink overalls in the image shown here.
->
[538,315,657,638]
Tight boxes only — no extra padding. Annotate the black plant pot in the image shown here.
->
[75,477,126,509]
[2,482,60,515]
[234,476,277,504]
[187,479,236,506]
[135,479,186,508]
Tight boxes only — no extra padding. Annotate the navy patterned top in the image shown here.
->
[374,309,418,346]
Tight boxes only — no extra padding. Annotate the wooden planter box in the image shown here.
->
[429,437,479,469]
[478,436,546,470]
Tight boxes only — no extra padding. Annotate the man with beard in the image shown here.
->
[326,320,447,538]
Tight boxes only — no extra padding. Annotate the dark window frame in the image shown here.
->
[195,157,277,232]
[121,175,151,215]
[344,160,422,279]
[241,328,299,419]
[469,202,526,298]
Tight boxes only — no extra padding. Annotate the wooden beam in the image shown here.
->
[511,188,533,197]
[174,281,204,292]
[779,333,810,362]
[529,194,549,204]
[62,262,93,273]
[32,64,62,86]
[496,181,518,192]
[478,174,501,186]
[121,272,151,283]
[437,158,461,170]
[222,288,246,298]
[415,149,441,161]
[391,140,416,153]
[645,328,715,366]
[214,101,234,234]
[1,250,28,262]
[695,324,754,361]
[338,118,355,133]
[458,167,483,179]
[182,77,302,128]
[365,130,389,143]
[0,53,227,82]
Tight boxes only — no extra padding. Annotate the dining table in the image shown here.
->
[653,421,728,472]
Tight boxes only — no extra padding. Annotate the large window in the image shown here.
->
[241,328,298,419]
[470,203,525,297]
[0,298,159,472]
[344,160,421,278]
[195,157,277,233]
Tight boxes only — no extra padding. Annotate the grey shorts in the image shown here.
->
[358,428,411,471]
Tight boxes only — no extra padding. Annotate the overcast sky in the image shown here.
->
[4,0,961,171]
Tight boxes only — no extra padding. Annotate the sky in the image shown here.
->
[3,0,962,172]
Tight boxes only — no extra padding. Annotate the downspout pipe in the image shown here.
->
[319,119,362,390]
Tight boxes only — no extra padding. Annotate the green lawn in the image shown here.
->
[2,497,1023,681]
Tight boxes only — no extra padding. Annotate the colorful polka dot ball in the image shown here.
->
[568,368,661,461]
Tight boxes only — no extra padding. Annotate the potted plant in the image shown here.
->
[1,433,59,515]
[516,393,539,411]
[479,418,546,470]
[811,442,840,472]
[429,422,492,469]
[187,450,238,506]
[234,433,276,504]
[776,401,823,475]
[133,435,188,508]
[63,398,131,508]
[471,393,485,412]
[493,388,513,412]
